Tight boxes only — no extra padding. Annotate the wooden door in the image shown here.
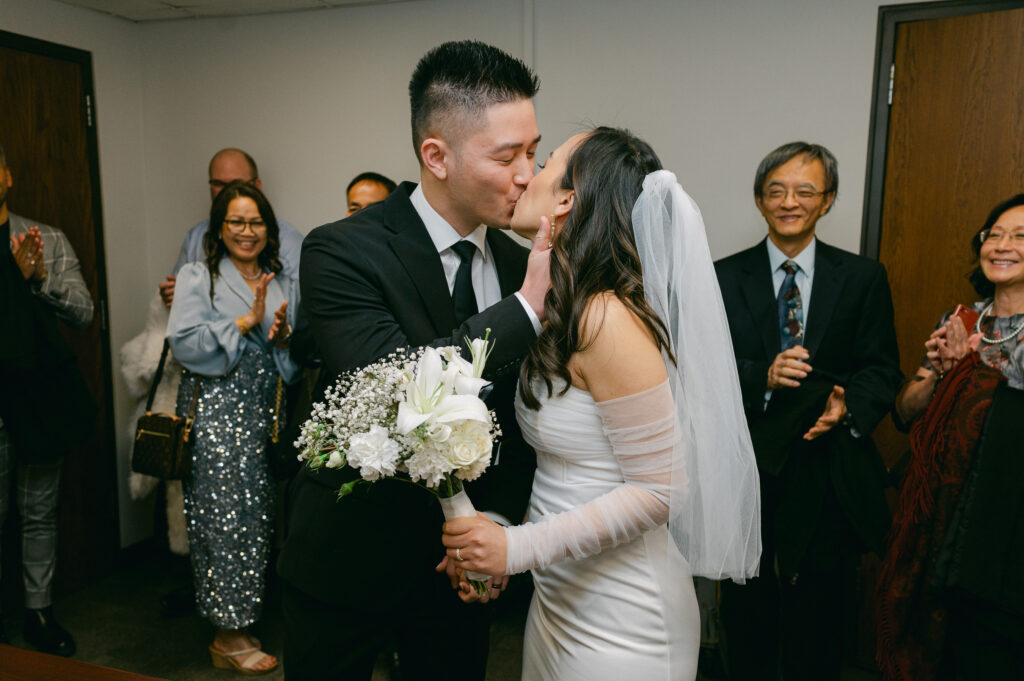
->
[0,31,117,606]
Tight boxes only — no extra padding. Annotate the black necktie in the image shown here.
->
[451,240,478,325]
[777,260,804,350]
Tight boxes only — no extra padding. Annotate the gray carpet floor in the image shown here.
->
[1,551,877,681]
[0,550,528,681]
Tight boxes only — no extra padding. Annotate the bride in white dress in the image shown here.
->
[443,127,761,681]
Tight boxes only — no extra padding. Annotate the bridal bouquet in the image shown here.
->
[295,333,500,593]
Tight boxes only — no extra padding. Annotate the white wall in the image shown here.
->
[533,0,903,257]
[3,0,932,547]
[137,0,528,269]
[2,0,156,546]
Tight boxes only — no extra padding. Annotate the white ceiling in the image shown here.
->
[54,0,409,22]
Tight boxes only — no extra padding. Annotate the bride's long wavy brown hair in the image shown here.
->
[519,126,674,409]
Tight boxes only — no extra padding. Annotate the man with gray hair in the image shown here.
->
[714,142,901,680]
[0,142,95,656]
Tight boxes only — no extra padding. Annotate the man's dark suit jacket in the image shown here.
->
[277,182,537,610]
[714,238,901,576]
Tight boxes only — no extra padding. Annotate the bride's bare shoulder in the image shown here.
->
[574,292,667,401]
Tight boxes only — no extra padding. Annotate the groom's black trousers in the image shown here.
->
[282,571,489,680]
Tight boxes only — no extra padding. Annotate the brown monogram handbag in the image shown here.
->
[131,340,200,480]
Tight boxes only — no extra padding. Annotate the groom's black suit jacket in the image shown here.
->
[277,183,538,610]
[714,239,901,575]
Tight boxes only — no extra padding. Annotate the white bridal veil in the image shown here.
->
[631,170,762,582]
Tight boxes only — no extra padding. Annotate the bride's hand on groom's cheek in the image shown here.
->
[519,216,553,321]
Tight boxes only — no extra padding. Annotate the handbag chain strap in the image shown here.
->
[181,377,201,444]
[270,376,284,443]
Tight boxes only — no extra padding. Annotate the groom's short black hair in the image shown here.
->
[409,40,539,160]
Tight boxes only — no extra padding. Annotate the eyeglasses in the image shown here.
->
[762,187,826,204]
[223,217,267,234]
[978,229,1024,245]
[209,179,257,190]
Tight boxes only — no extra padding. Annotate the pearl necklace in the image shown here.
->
[974,302,1024,346]
[238,268,262,281]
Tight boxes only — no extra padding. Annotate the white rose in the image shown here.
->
[326,451,345,469]
[444,421,493,474]
[424,422,452,443]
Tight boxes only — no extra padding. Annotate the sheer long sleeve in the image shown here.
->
[504,382,678,575]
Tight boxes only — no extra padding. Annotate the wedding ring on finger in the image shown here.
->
[455,547,464,561]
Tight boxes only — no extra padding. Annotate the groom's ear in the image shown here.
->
[420,137,451,181]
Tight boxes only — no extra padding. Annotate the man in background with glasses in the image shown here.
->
[158,147,302,307]
[714,142,901,680]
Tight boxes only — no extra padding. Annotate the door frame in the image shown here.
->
[0,30,118,550]
[861,0,1024,258]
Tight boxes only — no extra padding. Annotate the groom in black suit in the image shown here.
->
[277,41,548,680]
[714,142,901,681]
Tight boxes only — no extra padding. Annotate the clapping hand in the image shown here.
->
[237,272,275,334]
[10,227,45,281]
[803,385,848,440]
[268,301,291,348]
[924,316,982,378]
[767,345,812,389]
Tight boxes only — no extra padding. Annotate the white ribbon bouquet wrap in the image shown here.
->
[297,333,500,594]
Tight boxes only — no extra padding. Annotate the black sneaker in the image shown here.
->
[23,606,76,657]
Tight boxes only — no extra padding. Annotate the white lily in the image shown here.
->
[442,355,490,397]
[397,347,490,434]
[466,334,493,378]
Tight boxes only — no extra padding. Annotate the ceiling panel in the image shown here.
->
[54,0,409,22]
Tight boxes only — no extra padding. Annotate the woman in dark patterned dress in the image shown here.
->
[878,195,1024,681]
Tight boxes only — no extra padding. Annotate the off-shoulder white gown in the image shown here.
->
[512,383,700,681]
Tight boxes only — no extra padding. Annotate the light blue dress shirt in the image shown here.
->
[167,259,301,384]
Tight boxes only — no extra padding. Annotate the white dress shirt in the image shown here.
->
[410,185,541,333]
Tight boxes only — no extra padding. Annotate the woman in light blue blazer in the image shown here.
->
[167,180,299,675]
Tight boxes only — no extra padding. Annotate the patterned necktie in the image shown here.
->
[451,240,479,325]
[777,260,804,349]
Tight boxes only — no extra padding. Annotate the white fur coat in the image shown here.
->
[120,293,189,555]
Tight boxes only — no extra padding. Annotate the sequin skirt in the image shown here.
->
[177,346,281,629]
